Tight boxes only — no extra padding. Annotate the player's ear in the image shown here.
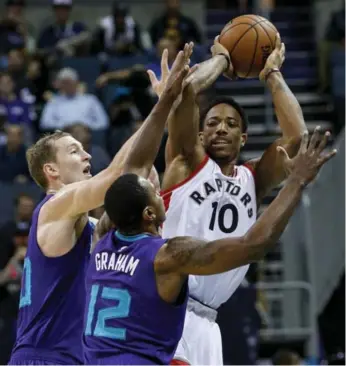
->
[143,206,156,222]
[240,133,247,148]
[198,131,204,144]
[43,162,59,180]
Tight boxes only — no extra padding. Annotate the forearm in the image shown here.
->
[160,178,303,276]
[91,212,113,252]
[244,176,304,260]
[266,72,307,137]
[124,92,175,175]
[168,85,199,157]
[186,54,228,94]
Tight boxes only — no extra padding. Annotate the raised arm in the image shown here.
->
[246,35,309,202]
[148,40,232,172]
[156,129,336,275]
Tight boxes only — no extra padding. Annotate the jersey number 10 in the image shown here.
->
[85,285,131,340]
[209,202,239,234]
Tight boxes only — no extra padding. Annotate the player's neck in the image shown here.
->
[46,181,64,195]
[215,159,236,177]
[120,223,160,237]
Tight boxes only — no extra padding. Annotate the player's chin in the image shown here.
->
[208,146,233,159]
[78,172,93,181]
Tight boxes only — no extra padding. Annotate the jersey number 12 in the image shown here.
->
[85,285,131,340]
[209,201,239,234]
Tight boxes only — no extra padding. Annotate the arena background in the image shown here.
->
[0,0,344,364]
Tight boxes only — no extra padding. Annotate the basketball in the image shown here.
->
[219,15,278,79]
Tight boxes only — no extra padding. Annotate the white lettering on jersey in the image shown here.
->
[95,252,140,276]
[161,156,257,309]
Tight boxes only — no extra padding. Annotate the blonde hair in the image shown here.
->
[26,131,70,189]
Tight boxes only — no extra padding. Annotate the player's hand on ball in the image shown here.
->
[259,33,285,81]
[277,127,337,187]
[211,35,235,79]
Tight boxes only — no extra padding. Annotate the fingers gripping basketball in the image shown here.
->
[219,15,278,78]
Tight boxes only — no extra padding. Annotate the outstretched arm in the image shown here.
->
[156,130,336,275]
[247,35,308,202]
[157,173,304,275]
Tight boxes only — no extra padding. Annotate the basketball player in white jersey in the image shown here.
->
[148,35,309,364]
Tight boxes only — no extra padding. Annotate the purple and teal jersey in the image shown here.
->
[83,230,188,365]
[9,195,93,365]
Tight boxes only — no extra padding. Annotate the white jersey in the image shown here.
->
[161,156,257,309]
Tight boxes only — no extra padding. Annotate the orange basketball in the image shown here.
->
[219,14,278,79]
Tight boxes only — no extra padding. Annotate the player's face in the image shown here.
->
[201,104,247,162]
[141,178,166,228]
[53,136,92,185]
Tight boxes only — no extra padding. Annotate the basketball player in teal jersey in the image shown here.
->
[9,44,193,366]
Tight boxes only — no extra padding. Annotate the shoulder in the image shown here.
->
[242,160,259,178]
[161,154,210,195]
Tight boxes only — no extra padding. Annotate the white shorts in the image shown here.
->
[173,299,223,365]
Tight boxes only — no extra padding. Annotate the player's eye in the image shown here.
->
[228,120,238,128]
[207,119,218,126]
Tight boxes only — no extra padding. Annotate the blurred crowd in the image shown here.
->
[0,0,344,364]
[0,0,205,185]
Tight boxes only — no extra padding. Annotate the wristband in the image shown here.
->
[264,68,281,82]
[217,53,231,71]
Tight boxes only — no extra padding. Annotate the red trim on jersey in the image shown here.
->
[243,162,256,177]
[161,155,209,212]
[170,359,191,365]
